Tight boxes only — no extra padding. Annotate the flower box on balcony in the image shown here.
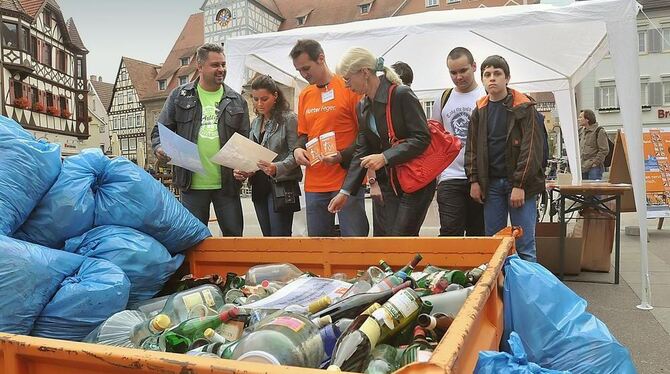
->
[46,106,61,117]
[61,109,72,118]
[32,102,46,112]
[13,97,30,109]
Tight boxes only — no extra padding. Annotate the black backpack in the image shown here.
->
[596,126,614,167]
[441,89,549,168]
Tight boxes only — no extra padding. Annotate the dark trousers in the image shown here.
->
[253,193,294,237]
[181,189,243,236]
[436,179,485,237]
[373,178,436,236]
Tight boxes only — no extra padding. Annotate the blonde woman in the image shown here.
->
[328,47,435,236]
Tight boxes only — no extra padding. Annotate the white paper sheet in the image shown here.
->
[210,132,278,173]
[243,277,351,310]
[158,123,206,175]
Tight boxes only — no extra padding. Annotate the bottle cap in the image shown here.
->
[307,296,332,314]
[152,314,171,331]
[204,328,215,339]
[326,365,342,371]
[237,350,281,365]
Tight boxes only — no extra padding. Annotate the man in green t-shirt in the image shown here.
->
[151,43,250,236]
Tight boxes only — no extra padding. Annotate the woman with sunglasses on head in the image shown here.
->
[234,75,302,236]
[328,47,435,236]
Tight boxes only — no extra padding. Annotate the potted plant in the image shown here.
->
[32,102,46,112]
[61,108,72,118]
[46,106,61,117]
[13,97,30,109]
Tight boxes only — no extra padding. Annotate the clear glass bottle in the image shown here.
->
[231,311,325,368]
[244,263,304,286]
[363,344,400,374]
[129,314,171,348]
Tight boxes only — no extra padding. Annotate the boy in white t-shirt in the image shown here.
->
[431,47,486,237]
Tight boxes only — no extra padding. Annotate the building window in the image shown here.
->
[57,50,66,72]
[21,27,29,52]
[663,28,670,51]
[42,43,52,66]
[641,83,649,106]
[128,91,134,103]
[426,0,439,7]
[360,3,371,14]
[129,137,137,151]
[664,82,670,105]
[43,9,51,29]
[638,31,647,53]
[422,100,434,118]
[180,57,189,66]
[31,87,38,104]
[158,80,167,90]
[600,86,618,108]
[296,16,306,26]
[447,0,460,3]
[46,92,54,107]
[30,35,37,59]
[76,59,83,78]
[121,138,129,152]
[2,22,18,48]
[179,75,188,85]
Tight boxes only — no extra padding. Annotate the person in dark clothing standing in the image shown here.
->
[151,43,250,236]
[233,75,302,236]
[465,55,545,261]
[329,47,434,236]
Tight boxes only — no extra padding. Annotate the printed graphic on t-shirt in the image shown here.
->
[447,107,472,142]
[199,105,219,139]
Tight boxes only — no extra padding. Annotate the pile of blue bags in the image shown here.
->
[474,255,637,374]
[0,117,210,341]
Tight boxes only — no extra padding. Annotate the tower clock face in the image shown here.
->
[216,8,233,27]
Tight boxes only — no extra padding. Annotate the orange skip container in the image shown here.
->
[0,230,516,374]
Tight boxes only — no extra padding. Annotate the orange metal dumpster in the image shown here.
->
[0,232,514,374]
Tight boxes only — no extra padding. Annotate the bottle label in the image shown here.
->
[182,293,204,313]
[270,316,305,333]
[359,317,381,347]
[389,290,420,318]
[219,320,244,341]
[202,289,216,307]
[372,308,395,329]
[431,271,447,287]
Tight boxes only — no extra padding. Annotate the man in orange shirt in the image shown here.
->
[290,39,369,236]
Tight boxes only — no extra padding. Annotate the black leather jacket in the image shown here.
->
[151,78,250,195]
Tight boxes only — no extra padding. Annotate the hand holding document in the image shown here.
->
[157,123,206,174]
[210,132,278,173]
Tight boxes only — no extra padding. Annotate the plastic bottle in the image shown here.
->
[312,281,410,322]
[421,286,473,316]
[129,314,171,348]
[161,308,239,353]
[231,311,325,368]
[363,344,400,374]
[244,263,303,286]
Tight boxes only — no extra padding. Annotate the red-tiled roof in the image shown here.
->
[0,0,26,13]
[121,57,161,103]
[66,17,87,52]
[17,0,42,18]
[91,79,114,112]
[144,12,204,101]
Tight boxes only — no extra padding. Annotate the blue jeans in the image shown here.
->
[181,189,243,236]
[582,166,604,180]
[483,178,537,262]
[254,193,294,237]
[305,190,369,237]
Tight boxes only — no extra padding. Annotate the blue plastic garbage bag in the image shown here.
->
[64,225,185,305]
[475,332,570,373]
[503,255,637,373]
[94,157,210,254]
[14,148,110,248]
[0,116,61,235]
[0,236,84,334]
[31,257,130,341]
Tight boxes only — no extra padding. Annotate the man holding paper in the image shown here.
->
[151,43,250,236]
[290,39,369,237]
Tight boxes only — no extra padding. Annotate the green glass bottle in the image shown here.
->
[161,307,239,353]
[363,344,400,374]
[396,253,423,277]
[378,260,394,275]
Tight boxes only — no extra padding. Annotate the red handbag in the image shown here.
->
[385,84,461,194]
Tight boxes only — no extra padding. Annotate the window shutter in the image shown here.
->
[650,82,663,106]
[9,81,15,102]
[36,39,42,62]
[594,87,601,109]
[648,29,662,53]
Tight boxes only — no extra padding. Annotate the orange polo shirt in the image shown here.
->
[298,75,361,192]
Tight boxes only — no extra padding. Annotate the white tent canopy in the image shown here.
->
[225,0,651,308]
